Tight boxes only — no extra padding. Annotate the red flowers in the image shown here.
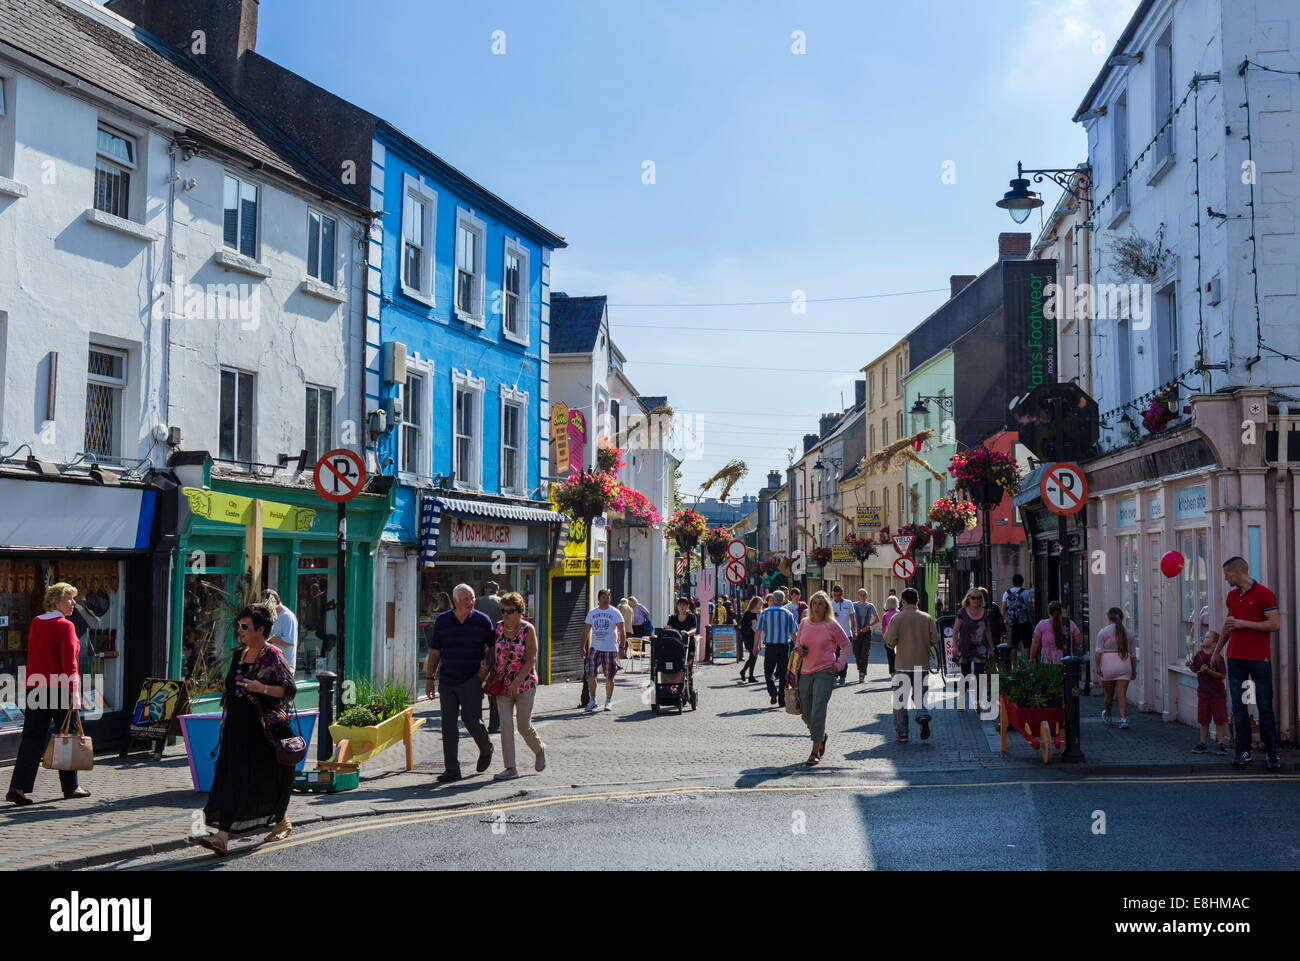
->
[949,447,1020,494]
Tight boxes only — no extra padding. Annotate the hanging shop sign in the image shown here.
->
[449,518,528,550]
[856,507,882,531]
[1003,258,1059,429]
[182,487,316,531]
[551,403,572,474]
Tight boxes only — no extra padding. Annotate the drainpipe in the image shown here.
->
[162,142,177,455]
[1278,459,1294,741]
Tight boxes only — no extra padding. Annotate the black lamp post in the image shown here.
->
[995,162,1091,224]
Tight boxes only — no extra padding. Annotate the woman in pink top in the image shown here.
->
[1030,601,1083,664]
[880,596,900,678]
[794,591,850,766]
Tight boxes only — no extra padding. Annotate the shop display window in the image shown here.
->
[1118,535,1141,659]
[182,555,238,698]
[297,557,337,678]
[417,558,541,682]
[0,560,40,729]
[1177,529,1210,661]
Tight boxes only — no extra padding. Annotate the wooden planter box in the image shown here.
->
[999,697,1065,763]
[327,706,424,768]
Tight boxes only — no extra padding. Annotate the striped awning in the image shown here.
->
[434,496,566,525]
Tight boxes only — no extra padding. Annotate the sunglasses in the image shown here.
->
[236,622,253,632]
[502,608,521,614]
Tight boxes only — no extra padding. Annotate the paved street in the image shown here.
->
[3,644,1295,871]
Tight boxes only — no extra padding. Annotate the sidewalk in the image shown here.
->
[2,648,1293,870]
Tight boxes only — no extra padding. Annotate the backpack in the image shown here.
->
[1004,587,1029,625]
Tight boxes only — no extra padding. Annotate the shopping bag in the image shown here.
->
[42,708,94,771]
[784,647,804,715]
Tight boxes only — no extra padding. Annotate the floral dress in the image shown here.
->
[492,621,538,697]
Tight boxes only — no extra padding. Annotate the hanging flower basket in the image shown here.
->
[611,483,661,526]
[949,447,1019,506]
[928,496,978,535]
[704,526,732,564]
[896,523,932,551]
[596,440,626,475]
[551,469,617,521]
[757,559,780,575]
[1141,387,1179,435]
[665,508,708,547]
[810,546,833,566]
[845,531,877,561]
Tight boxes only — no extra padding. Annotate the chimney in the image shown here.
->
[998,232,1031,261]
[106,0,260,90]
[767,471,782,489]
[854,378,866,407]
[819,413,841,438]
[803,433,819,454]
[950,275,977,299]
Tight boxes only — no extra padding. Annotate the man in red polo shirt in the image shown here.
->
[1212,557,1281,770]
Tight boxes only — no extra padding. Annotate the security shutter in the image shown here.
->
[548,577,589,682]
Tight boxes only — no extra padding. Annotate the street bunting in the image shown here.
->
[892,557,916,579]
[1041,462,1088,516]
[727,539,746,561]
[891,534,914,555]
[313,449,366,503]
[856,507,882,531]
[181,487,316,531]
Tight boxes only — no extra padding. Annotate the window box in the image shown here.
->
[299,277,345,303]
[215,249,272,279]
[84,207,159,243]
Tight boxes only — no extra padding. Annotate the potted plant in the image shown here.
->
[928,495,978,536]
[704,526,733,565]
[949,447,1019,507]
[1141,386,1179,436]
[327,677,425,766]
[665,508,707,551]
[998,657,1066,756]
[809,546,834,567]
[596,439,626,475]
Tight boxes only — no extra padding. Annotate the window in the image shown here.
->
[451,370,484,487]
[401,372,424,475]
[869,424,876,452]
[897,410,904,440]
[0,74,13,179]
[219,368,254,462]
[402,192,427,295]
[1153,26,1175,166]
[868,371,875,409]
[223,174,259,258]
[1157,284,1178,391]
[94,125,135,219]
[305,385,333,466]
[881,364,888,403]
[1177,528,1210,662]
[1112,91,1129,216]
[1116,319,1134,411]
[454,210,486,324]
[883,488,890,526]
[307,209,337,285]
[898,484,906,522]
[502,241,529,343]
[85,346,127,462]
[896,355,904,394]
[500,388,527,494]
[881,418,889,447]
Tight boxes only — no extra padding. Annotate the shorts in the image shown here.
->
[585,649,620,678]
[1197,694,1228,726]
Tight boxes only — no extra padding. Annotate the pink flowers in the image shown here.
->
[1141,388,1179,435]
[665,509,708,543]
[948,447,1020,494]
[929,496,977,534]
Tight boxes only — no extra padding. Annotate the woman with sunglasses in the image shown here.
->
[199,603,297,855]
[488,592,546,780]
[955,589,993,682]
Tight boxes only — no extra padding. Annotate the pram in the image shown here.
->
[649,627,697,714]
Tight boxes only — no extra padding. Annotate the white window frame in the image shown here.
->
[304,383,333,467]
[400,174,436,306]
[501,238,530,346]
[1110,90,1130,223]
[223,172,261,259]
[1151,23,1176,170]
[85,344,128,463]
[306,208,338,286]
[219,366,256,465]
[399,364,431,483]
[94,122,136,221]
[499,385,528,494]
[451,368,485,489]
[454,207,487,327]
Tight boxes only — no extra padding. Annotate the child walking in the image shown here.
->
[1186,629,1230,755]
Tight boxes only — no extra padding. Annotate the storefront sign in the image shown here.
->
[1175,485,1207,520]
[831,544,856,565]
[550,403,571,474]
[182,488,315,532]
[1147,493,1164,520]
[856,507,882,531]
[1003,258,1059,429]
[0,478,157,550]
[449,518,527,550]
[556,557,602,576]
[1116,498,1138,528]
[712,625,738,659]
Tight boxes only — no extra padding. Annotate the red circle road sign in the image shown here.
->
[314,449,367,503]
[725,559,747,584]
[892,557,916,580]
[1040,462,1088,517]
[726,539,746,561]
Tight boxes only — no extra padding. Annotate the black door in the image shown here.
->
[548,577,589,682]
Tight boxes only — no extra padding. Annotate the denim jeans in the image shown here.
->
[764,644,790,701]
[1226,657,1278,753]
[892,668,930,735]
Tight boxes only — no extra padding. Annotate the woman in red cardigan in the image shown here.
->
[6,582,90,805]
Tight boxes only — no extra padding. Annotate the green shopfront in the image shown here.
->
[169,456,394,710]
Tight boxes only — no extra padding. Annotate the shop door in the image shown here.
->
[383,561,397,684]
[548,576,589,682]
[608,560,627,602]
[1148,534,1163,712]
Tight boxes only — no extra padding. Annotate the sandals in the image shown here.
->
[197,832,229,855]
[264,820,294,844]
[804,745,821,766]
[63,787,91,799]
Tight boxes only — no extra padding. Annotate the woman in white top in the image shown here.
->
[1094,607,1136,728]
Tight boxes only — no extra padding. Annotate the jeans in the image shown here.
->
[892,668,930,735]
[851,633,871,675]
[7,705,80,796]
[798,669,837,741]
[764,644,790,701]
[496,689,544,770]
[1226,657,1278,754]
[438,675,493,775]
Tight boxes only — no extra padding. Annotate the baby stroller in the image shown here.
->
[649,627,697,714]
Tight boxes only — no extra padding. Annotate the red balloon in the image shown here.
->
[1160,550,1185,578]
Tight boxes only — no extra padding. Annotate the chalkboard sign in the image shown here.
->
[711,625,739,659]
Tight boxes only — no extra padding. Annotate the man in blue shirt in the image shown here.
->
[756,589,799,706]
[425,584,495,783]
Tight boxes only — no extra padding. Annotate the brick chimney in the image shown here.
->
[106,0,260,90]
[767,471,782,489]
[998,232,1031,261]
[854,378,866,407]
[950,275,977,298]
[818,413,841,438]
[803,433,819,454]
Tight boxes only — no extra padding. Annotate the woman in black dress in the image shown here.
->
[737,596,761,683]
[199,603,297,855]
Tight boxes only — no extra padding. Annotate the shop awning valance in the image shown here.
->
[1012,465,1048,510]
[434,496,565,525]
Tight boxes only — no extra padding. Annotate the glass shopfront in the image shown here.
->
[297,556,338,677]
[1118,534,1141,657]
[1176,528,1211,662]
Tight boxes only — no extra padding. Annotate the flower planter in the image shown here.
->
[967,480,1003,509]
[178,710,318,792]
[999,697,1064,763]
[327,705,425,766]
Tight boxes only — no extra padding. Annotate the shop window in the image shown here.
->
[85,345,127,462]
[0,561,39,728]
[1177,529,1210,661]
[181,555,236,697]
[305,384,333,467]
[297,557,338,678]
[1118,534,1141,652]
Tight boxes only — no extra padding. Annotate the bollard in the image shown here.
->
[1060,655,1086,763]
[316,671,337,762]
[996,642,1013,675]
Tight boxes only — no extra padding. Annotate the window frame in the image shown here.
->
[94,122,136,221]
[218,366,255,465]
[306,207,338,286]
[1151,24,1176,169]
[304,384,333,468]
[399,367,429,481]
[85,344,128,463]
[222,172,261,259]
[499,385,528,494]
[400,174,436,305]
[501,238,530,345]
[454,207,487,326]
[451,368,485,489]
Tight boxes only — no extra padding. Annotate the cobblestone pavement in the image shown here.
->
[2,645,1294,870]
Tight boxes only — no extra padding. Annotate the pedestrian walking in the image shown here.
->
[7,582,90,806]
[756,589,799,707]
[955,589,994,683]
[852,588,879,683]
[425,584,495,784]
[1030,601,1083,664]
[1185,628,1228,755]
[977,587,1006,651]
[880,596,900,677]
[793,591,850,765]
[488,592,546,780]
[785,587,808,623]
[616,597,634,659]
[737,596,761,683]
[1095,607,1137,728]
[828,585,857,685]
[666,596,698,641]
[197,603,297,853]
[263,589,298,677]
[1002,574,1034,653]
[1212,557,1282,769]
[582,589,625,713]
[884,588,941,742]
[475,582,504,733]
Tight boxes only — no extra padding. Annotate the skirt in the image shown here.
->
[1099,652,1132,681]
[203,696,293,835]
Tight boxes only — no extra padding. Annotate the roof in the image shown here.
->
[549,295,607,353]
[0,0,362,209]
[1073,0,1156,122]
[639,395,668,412]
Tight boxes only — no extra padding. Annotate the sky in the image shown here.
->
[240,0,1140,500]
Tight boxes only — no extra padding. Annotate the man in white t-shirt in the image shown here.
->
[264,590,298,675]
[582,589,626,712]
[829,585,858,685]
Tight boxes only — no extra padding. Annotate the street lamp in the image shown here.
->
[995,162,1091,224]
[909,396,954,418]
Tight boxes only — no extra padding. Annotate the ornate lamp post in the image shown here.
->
[995,162,1091,224]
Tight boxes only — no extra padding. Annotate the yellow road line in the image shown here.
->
[247,772,1299,857]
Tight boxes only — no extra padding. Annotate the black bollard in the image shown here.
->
[316,671,337,762]
[1060,655,1086,763]
[996,642,1013,676]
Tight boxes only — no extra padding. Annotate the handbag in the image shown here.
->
[263,700,307,767]
[43,708,94,771]
[483,670,506,697]
[784,647,804,714]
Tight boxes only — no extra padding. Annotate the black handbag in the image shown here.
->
[264,704,307,767]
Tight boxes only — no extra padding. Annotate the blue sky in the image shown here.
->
[247,0,1140,499]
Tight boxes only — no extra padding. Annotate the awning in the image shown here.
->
[1012,465,1048,510]
[0,476,156,551]
[434,496,565,525]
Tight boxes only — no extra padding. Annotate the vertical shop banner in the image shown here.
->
[568,410,588,472]
[1004,259,1058,429]
[420,496,442,568]
[550,402,571,474]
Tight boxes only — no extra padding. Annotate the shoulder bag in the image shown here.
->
[264,703,307,767]
[43,707,94,771]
